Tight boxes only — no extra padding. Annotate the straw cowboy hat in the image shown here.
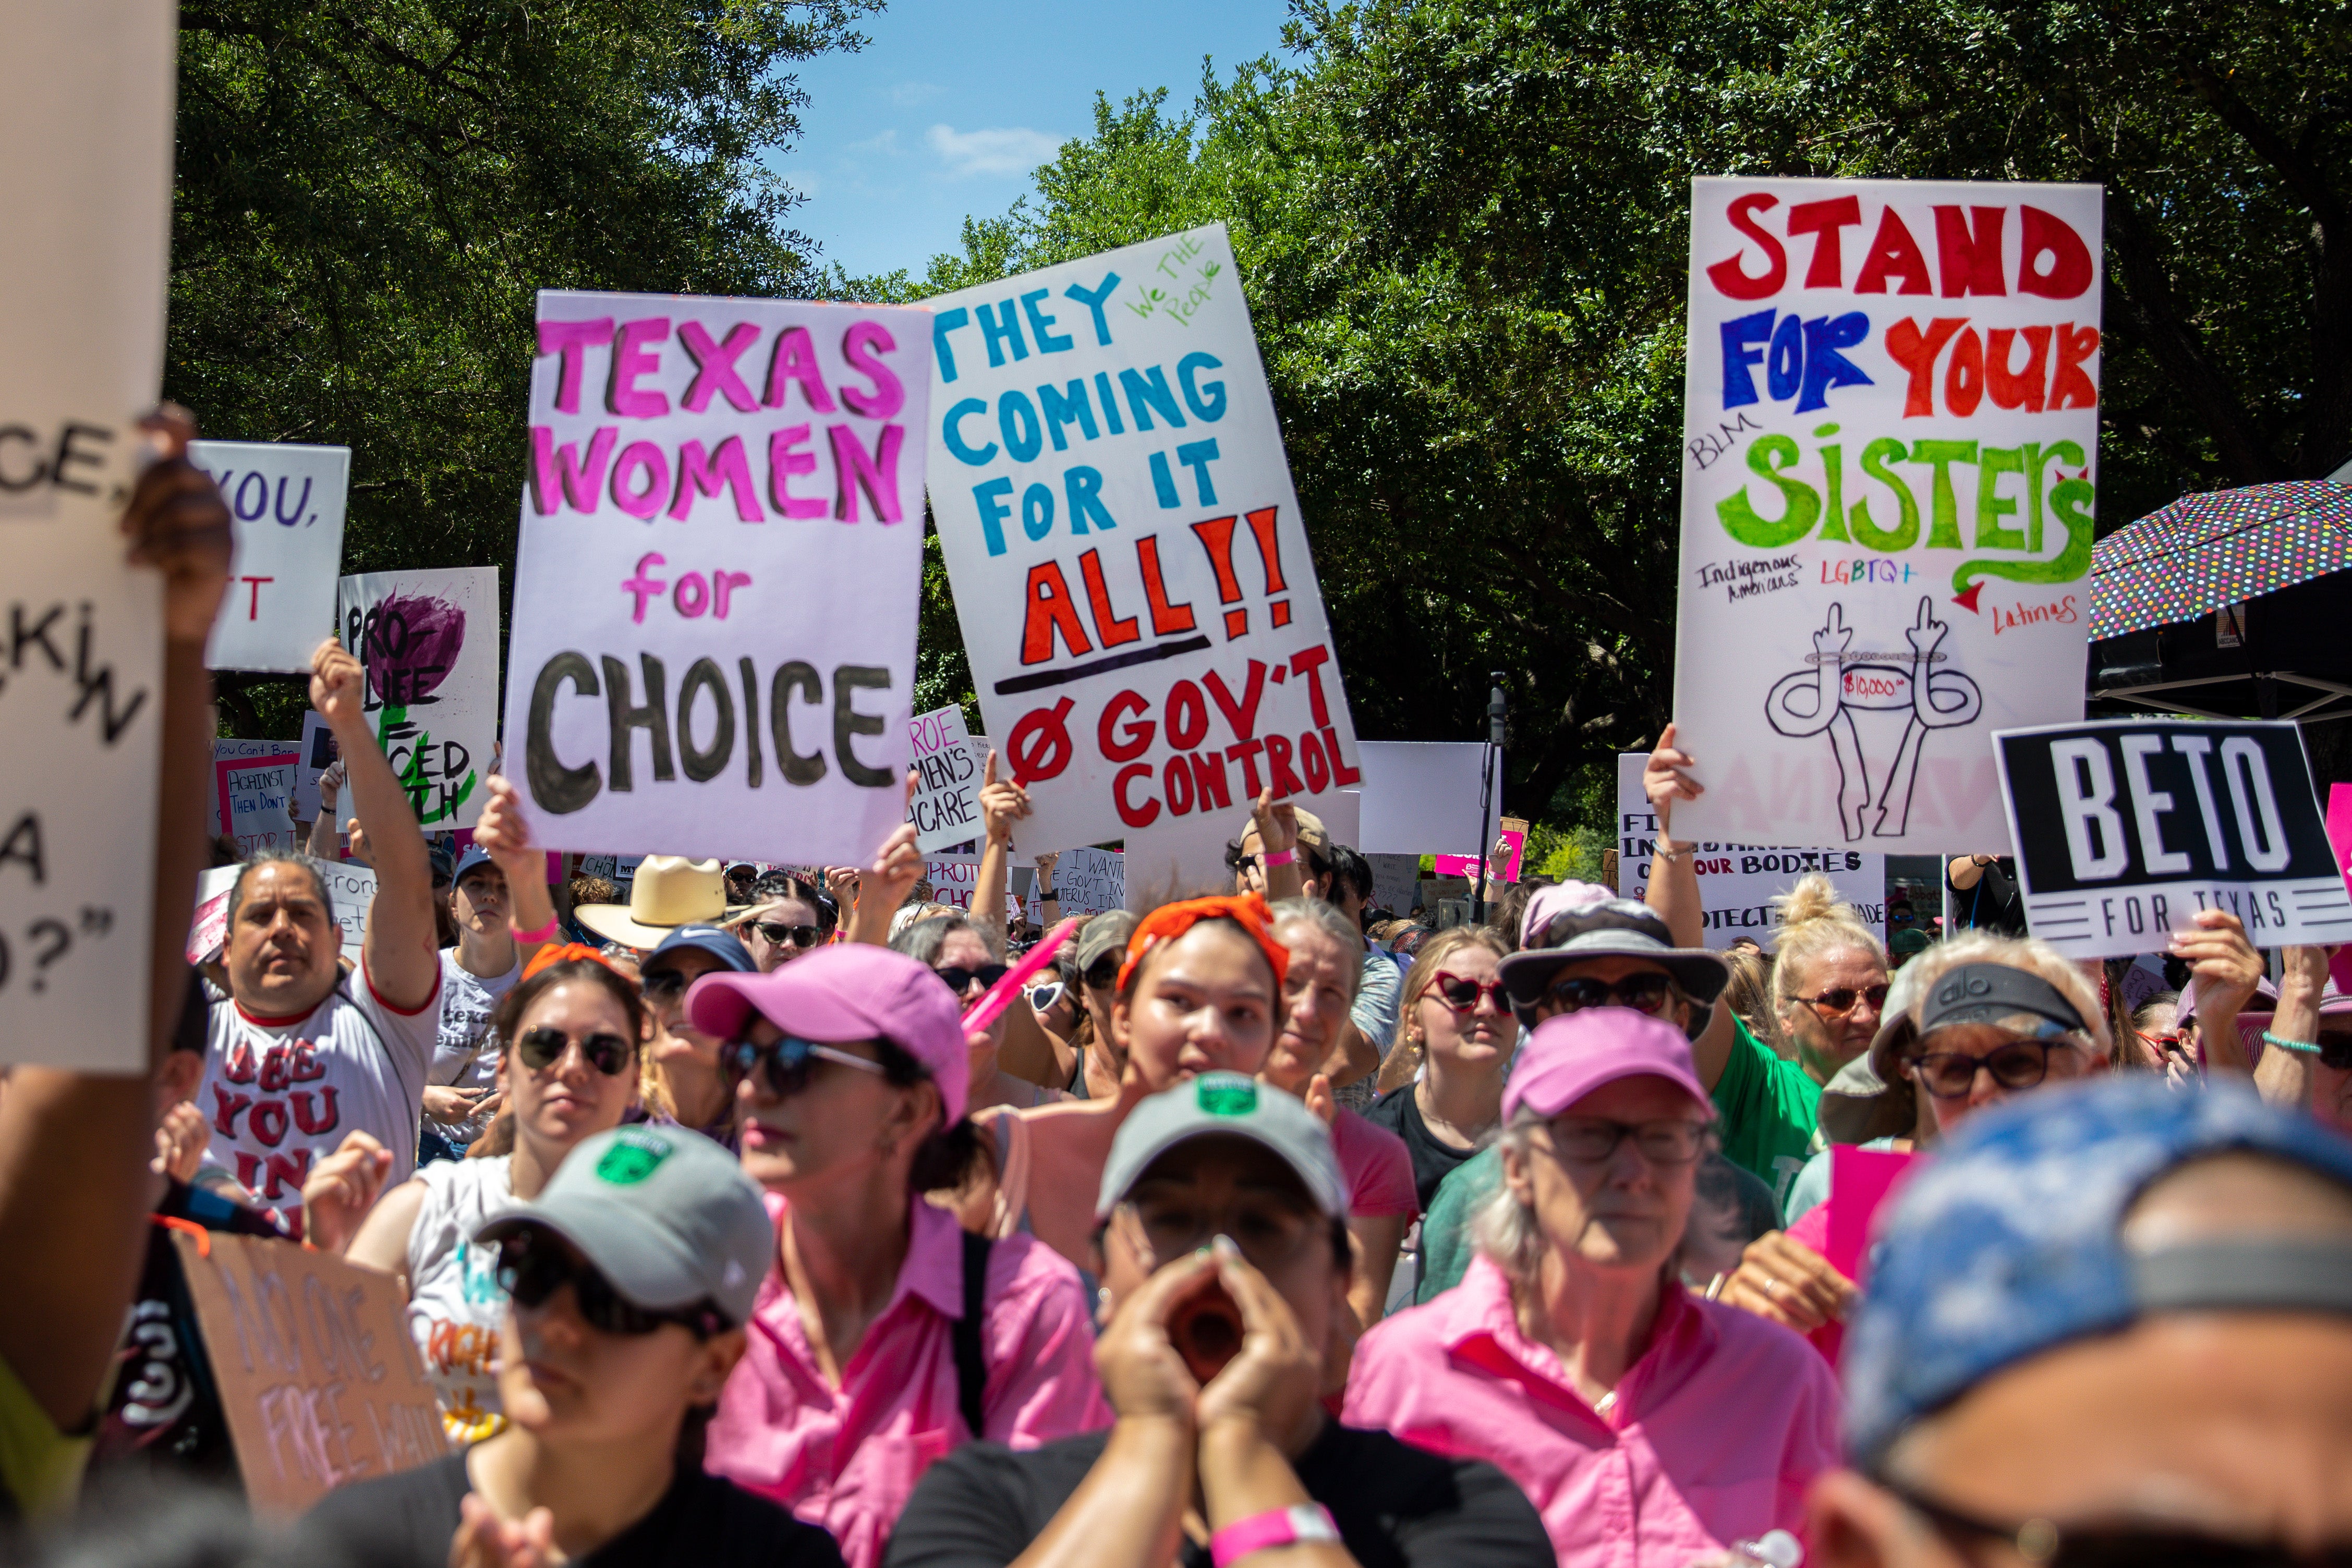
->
[574,857,743,949]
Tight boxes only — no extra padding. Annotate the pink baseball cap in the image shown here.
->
[1500,1006,1717,1125]
[686,944,972,1124]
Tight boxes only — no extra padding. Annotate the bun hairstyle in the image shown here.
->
[1768,873,1887,1008]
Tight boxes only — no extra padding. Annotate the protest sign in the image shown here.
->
[192,441,350,673]
[188,865,244,964]
[320,861,376,959]
[924,858,1023,922]
[1616,754,1886,949]
[169,1230,447,1517]
[1434,817,1528,885]
[338,566,499,831]
[925,225,1363,855]
[1668,178,2103,853]
[907,706,984,853]
[1992,718,2352,958]
[505,290,933,865]
[0,0,175,1068]
[216,754,300,857]
[1057,846,1127,916]
[211,738,292,843]
[291,711,340,822]
[1356,742,1488,857]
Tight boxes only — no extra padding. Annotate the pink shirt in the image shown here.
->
[1343,1254,1840,1568]
[1332,1107,1418,1218]
[705,1195,1111,1568]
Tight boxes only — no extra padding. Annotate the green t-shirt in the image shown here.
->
[1712,1014,1822,1212]
[1414,1144,1502,1305]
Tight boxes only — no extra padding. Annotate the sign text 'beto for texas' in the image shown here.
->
[192,441,350,673]
[925,225,1362,855]
[1670,179,2102,854]
[1993,719,2352,959]
[505,291,933,864]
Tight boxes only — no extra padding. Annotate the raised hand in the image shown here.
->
[472,776,538,876]
[151,1100,210,1184]
[979,749,1033,847]
[1643,722,1704,837]
[310,637,370,733]
[123,405,233,644]
[300,1129,393,1255]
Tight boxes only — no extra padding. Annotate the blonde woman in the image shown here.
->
[1364,927,1520,1212]
[1766,873,1889,1086]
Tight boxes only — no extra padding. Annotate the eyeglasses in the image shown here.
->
[495,1226,725,1340]
[1543,1115,1709,1165]
[1029,981,1066,1013]
[1083,954,1122,991]
[1906,1033,2070,1098]
[1793,983,1890,1016]
[1543,973,1676,1016]
[1430,973,1509,1013]
[720,1034,888,1099]
[754,922,822,949]
[1881,1474,2352,1568]
[515,1025,633,1076]
[639,968,693,1000]
[935,963,1010,995]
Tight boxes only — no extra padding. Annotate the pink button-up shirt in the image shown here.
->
[705,1195,1111,1568]
[1343,1253,1840,1568]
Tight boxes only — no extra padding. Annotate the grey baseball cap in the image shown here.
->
[1075,909,1141,975]
[1094,1073,1347,1222]
[477,1125,773,1326]
[1497,882,1730,1039]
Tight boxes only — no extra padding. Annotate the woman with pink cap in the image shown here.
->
[684,944,1109,1568]
[1343,1007,1839,1567]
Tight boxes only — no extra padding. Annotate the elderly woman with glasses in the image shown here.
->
[1345,1008,1840,1568]
[686,944,1107,1568]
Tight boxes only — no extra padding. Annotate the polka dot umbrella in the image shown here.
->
[2089,480,2352,642]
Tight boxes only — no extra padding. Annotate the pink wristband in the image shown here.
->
[510,914,561,944]
[1260,847,1296,868]
[1210,1503,1339,1567]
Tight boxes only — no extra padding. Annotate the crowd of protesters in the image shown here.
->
[4,430,2351,1568]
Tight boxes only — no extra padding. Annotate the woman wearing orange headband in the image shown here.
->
[951,895,1290,1270]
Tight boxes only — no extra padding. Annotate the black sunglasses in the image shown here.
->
[755,921,822,949]
[1083,954,1122,990]
[1906,1035,2064,1098]
[1884,1475,2352,1568]
[1544,973,1676,1015]
[1794,983,1890,1015]
[516,1025,633,1076]
[496,1226,725,1340]
[2317,1032,2352,1072]
[935,963,1010,995]
[719,1035,889,1099]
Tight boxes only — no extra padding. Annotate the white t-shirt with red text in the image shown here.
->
[199,961,442,1236]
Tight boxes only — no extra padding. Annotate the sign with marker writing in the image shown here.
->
[906,705,984,853]
[337,566,500,831]
[505,289,933,863]
[216,753,299,858]
[1056,846,1126,916]
[321,861,376,959]
[1669,178,2102,853]
[925,224,1363,855]
[169,1230,448,1518]
[1993,719,2352,959]
[0,0,175,1068]
[192,441,350,673]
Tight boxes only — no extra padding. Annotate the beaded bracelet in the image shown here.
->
[2261,1030,2320,1056]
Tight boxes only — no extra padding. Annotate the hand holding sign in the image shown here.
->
[1643,723,1704,836]
[309,636,368,728]
[123,407,234,643]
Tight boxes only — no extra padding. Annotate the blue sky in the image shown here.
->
[775,0,1296,283]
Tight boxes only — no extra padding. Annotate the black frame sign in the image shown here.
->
[1993,719,2352,959]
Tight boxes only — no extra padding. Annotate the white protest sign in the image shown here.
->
[191,441,349,672]
[907,705,984,852]
[1057,846,1126,916]
[210,738,289,842]
[215,756,299,858]
[1993,719,2352,959]
[187,865,244,965]
[925,224,1362,856]
[1669,178,2102,853]
[338,566,500,830]
[0,0,175,1068]
[290,710,339,822]
[1356,742,1488,857]
[505,290,933,864]
[1616,754,1885,949]
[923,858,1022,922]
[319,860,377,959]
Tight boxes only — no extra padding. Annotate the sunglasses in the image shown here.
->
[516,1025,633,1076]
[1793,983,1890,1015]
[2317,1033,2352,1072]
[1544,973,1676,1016]
[1906,1034,2066,1098]
[1885,1476,2352,1568]
[754,921,822,949]
[720,1034,888,1099]
[1430,973,1509,1013]
[495,1226,725,1340]
[1029,981,1067,1013]
[1545,1115,1708,1165]
[935,963,1010,995]
[1083,954,1122,991]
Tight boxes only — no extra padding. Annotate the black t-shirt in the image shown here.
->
[882,1420,1551,1568]
[1363,1086,1479,1214]
[1947,856,2028,936]
[301,1452,844,1568]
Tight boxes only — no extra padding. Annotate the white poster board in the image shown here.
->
[1057,847,1126,916]
[1669,178,2103,853]
[0,0,175,1067]
[337,566,501,831]
[907,705,984,852]
[320,861,377,960]
[925,225,1362,856]
[215,757,298,859]
[504,290,933,864]
[1616,755,1885,949]
[191,441,349,672]
[1355,742,1489,856]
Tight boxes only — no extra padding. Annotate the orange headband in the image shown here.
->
[522,941,624,983]
[1117,893,1291,993]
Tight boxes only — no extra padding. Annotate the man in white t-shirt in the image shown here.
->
[423,844,519,1160]
[197,638,443,1236]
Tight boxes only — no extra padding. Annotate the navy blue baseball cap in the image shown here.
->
[644,922,755,975]
[1846,1076,2352,1469]
[451,844,499,890]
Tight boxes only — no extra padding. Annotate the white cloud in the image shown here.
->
[890,81,942,107]
[925,124,1064,178]
[846,128,902,156]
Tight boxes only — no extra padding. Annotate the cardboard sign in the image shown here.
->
[169,1230,448,1517]
[337,566,499,831]
[0,0,177,1069]
[1993,718,2352,958]
[925,225,1362,855]
[1616,754,1885,949]
[1669,179,2103,853]
[505,290,933,865]
[192,441,350,673]
[1057,846,1127,915]
[907,706,985,852]
[320,861,377,959]
[216,754,300,857]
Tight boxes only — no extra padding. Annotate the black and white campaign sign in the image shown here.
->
[1994,719,2352,958]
